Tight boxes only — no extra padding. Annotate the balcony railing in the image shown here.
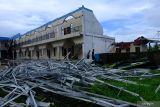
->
[15,25,82,46]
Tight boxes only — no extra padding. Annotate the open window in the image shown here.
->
[116,48,121,53]
[63,24,73,35]
[126,48,130,53]
[64,27,71,35]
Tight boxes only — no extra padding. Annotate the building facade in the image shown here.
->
[12,6,114,60]
[111,36,149,53]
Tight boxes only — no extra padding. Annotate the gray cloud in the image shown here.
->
[104,0,160,41]
[144,0,160,27]
[0,0,159,42]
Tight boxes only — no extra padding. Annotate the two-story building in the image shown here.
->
[12,6,115,60]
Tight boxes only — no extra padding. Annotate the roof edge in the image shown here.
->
[20,6,93,38]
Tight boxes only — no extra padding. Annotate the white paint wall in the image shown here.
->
[83,34,115,58]
[93,36,115,54]
[82,9,115,58]
[83,10,103,35]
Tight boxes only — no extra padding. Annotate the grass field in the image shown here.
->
[89,70,160,103]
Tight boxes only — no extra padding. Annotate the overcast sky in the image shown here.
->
[0,0,160,41]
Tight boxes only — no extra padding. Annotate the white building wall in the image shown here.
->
[83,34,114,58]
[93,36,115,54]
[82,9,115,58]
[84,10,103,35]
[83,35,92,58]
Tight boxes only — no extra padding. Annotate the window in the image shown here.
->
[44,34,49,40]
[64,27,71,35]
[29,40,31,44]
[116,48,121,53]
[42,35,45,40]
[135,47,140,53]
[39,36,42,41]
[126,48,130,53]
[33,38,36,42]
[36,37,38,42]
[46,34,50,39]
[50,32,55,38]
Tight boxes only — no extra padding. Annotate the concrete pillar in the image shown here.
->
[32,50,36,59]
[22,51,25,59]
[44,48,48,59]
[82,42,85,58]
[30,50,32,59]
[57,46,60,60]
[52,47,57,59]
[39,45,47,59]
[26,51,29,59]
[33,51,35,59]
[25,51,28,59]
[29,47,34,59]
[16,50,20,59]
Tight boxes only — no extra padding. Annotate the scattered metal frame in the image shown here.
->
[1,58,155,107]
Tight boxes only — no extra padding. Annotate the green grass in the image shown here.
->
[103,63,117,68]
[150,70,160,74]
[0,89,7,98]
[89,75,160,103]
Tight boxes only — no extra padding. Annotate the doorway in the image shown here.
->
[62,39,75,58]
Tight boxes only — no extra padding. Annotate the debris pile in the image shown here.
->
[1,59,157,107]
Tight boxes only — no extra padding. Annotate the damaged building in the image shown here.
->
[111,36,149,53]
[11,6,114,60]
